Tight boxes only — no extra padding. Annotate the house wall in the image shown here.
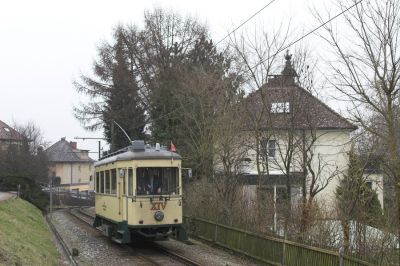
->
[244,129,352,210]
[0,140,23,151]
[49,162,94,192]
[311,130,351,208]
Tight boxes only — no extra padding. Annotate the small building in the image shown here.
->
[0,120,24,151]
[45,137,95,193]
[241,53,357,210]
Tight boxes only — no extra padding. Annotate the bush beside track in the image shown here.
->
[0,176,49,210]
[0,198,59,265]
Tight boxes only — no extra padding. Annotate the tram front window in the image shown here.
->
[136,167,178,195]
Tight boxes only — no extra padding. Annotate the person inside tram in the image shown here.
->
[152,171,162,194]
[137,170,150,195]
[137,168,164,195]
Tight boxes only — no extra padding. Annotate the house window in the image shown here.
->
[276,187,288,203]
[271,102,290,113]
[268,140,276,158]
[261,139,276,159]
[239,158,252,174]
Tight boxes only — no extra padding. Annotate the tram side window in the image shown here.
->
[121,169,126,196]
[100,171,104,193]
[95,172,99,193]
[128,168,133,196]
[111,169,116,194]
[105,170,110,194]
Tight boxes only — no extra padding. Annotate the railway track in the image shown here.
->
[67,207,204,266]
[46,213,79,266]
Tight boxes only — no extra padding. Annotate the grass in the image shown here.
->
[0,198,59,266]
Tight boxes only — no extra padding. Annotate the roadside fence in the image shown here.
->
[183,215,375,266]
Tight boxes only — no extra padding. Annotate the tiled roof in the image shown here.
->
[45,138,94,163]
[244,56,357,131]
[0,120,24,141]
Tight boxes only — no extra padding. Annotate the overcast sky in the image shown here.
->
[0,0,336,158]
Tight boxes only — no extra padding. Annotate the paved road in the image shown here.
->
[0,192,15,201]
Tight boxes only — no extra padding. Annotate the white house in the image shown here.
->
[241,54,357,210]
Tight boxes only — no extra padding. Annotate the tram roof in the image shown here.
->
[94,147,181,167]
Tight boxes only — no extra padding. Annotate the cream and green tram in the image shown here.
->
[93,140,188,243]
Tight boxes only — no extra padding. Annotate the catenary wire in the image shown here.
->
[214,0,278,47]
[248,0,364,72]
[148,0,365,126]
[101,0,365,140]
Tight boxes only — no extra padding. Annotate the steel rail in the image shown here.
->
[69,207,205,266]
[152,243,205,266]
[46,214,79,266]
[67,209,161,265]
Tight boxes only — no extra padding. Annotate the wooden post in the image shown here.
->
[98,141,101,160]
[274,185,277,232]
[282,233,288,266]
[339,246,344,266]
[50,178,53,217]
[214,220,218,243]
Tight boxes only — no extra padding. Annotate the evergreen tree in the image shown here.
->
[74,28,146,151]
[74,9,241,164]
[336,146,383,252]
[103,31,146,150]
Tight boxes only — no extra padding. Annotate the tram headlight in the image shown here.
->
[154,211,164,221]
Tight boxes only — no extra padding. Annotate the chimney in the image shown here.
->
[70,141,77,149]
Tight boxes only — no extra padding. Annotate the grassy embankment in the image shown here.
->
[0,198,59,266]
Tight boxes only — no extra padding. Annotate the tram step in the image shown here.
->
[117,230,125,234]
[111,236,124,244]
[111,230,130,244]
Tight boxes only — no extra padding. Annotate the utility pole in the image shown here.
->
[74,137,107,160]
[76,121,132,157]
[111,123,115,152]
[49,176,53,217]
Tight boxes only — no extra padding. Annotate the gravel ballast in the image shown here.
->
[50,210,147,265]
[52,208,262,265]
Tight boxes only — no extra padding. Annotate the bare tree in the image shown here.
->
[74,9,207,147]
[230,25,291,188]
[13,121,49,154]
[316,0,400,252]
[0,121,49,183]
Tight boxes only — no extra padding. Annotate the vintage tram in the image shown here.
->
[93,140,187,243]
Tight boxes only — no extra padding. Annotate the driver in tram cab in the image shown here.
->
[152,171,162,194]
[137,171,151,195]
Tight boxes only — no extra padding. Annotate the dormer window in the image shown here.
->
[271,102,290,113]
